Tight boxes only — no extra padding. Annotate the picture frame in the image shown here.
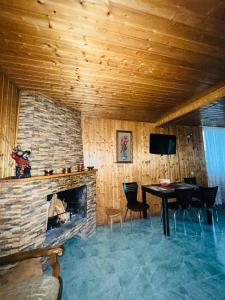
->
[116,130,133,163]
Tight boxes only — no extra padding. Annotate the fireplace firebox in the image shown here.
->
[46,185,87,231]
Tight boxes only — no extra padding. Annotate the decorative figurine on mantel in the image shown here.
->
[77,163,84,172]
[62,160,71,174]
[11,145,31,178]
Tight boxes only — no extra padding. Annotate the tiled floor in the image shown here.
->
[54,209,225,300]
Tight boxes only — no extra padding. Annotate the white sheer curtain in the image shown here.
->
[203,127,225,204]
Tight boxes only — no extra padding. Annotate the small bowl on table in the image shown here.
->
[87,166,94,171]
[159,179,170,186]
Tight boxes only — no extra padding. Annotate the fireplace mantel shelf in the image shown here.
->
[0,169,97,184]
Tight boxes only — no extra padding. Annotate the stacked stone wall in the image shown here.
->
[17,91,83,176]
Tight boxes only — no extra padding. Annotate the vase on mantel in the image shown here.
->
[77,163,84,172]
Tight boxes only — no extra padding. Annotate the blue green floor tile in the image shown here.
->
[46,207,225,300]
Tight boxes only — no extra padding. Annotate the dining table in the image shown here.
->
[141,183,213,236]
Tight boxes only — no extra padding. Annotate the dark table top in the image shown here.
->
[142,183,199,198]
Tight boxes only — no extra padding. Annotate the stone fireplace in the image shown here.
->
[0,170,96,257]
[0,91,97,259]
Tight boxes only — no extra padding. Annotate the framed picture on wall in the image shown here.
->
[116,130,133,163]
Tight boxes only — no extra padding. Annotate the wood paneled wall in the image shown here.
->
[0,70,19,178]
[82,117,207,224]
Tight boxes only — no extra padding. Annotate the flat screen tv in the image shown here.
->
[150,134,176,155]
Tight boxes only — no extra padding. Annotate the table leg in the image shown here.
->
[142,187,148,219]
[206,208,213,225]
[162,197,170,236]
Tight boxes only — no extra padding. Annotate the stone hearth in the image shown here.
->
[0,170,96,257]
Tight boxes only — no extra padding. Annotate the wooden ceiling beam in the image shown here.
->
[155,82,225,126]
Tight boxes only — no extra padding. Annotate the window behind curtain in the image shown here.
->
[203,127,225,204]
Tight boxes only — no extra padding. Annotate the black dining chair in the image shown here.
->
[123,182,149,222]
[192,186,218,222]
[168,188,193,229]
[184,177,197,185]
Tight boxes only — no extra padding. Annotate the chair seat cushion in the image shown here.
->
[0,258,42,286]
[0,275,60,300]
[128,201,149,211]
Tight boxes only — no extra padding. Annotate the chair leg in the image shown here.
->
[214,206,219,222]
[180,210,186,235]
[130,211,133,230]
[160,208,163,223]
[148,207,152,225]
[192,208,202,225]
[183,220,187,236]
[124,208,128,222]
[197,210,202,226]
[140,211,142,219]
[120,214,122,229]
[109,217,113,232]
[186,209,193,223]
[173,211,177,231]
[206,208,214,225]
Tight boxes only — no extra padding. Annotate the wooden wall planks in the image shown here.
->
[82,117,207,224]
[0,70,19,178]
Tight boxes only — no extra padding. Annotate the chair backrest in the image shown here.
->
[184,177,197,185]
[175,188,193,209]
[123,182,138,206]
[199,186,218,208]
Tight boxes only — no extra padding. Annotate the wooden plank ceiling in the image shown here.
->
[0,0,225,122]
